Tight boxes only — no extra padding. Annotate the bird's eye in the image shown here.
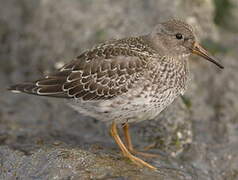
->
[175,33,183,40]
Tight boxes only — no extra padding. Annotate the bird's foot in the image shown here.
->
[122,123,159,158]
[122,150,157,170]
[111,122,157,170]
[128,148,159,158]
[143,142,157,151]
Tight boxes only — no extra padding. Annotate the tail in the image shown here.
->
[8,81,69,98]
[8,70,72,98]
[8,82,39,95]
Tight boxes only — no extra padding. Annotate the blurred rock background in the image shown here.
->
[0,0,238,179]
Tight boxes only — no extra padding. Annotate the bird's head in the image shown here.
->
[150,19,224,69]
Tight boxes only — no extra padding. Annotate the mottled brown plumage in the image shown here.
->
[9,19,223,170]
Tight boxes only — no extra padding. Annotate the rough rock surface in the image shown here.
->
[0,0,238,179]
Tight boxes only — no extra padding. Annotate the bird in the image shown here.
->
[8,19,224,170]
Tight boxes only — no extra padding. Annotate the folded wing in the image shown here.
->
[9,45,148,101]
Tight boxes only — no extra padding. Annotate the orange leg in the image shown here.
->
[122,123,159,158]
[110,122,157,170]
[122,123,133,151]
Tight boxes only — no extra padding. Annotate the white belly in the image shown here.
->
[68,86,179,124]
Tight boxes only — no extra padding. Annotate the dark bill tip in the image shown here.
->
[192,43,224,69]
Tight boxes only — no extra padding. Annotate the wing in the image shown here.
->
[9,43,150,101]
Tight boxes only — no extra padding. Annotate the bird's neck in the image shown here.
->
[143,34,169,57]
[160,55,190,92]
[175,57,190,92]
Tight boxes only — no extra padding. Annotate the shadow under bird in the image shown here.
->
[9,19,224,170]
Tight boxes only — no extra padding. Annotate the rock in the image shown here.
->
[0,146,194,180]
